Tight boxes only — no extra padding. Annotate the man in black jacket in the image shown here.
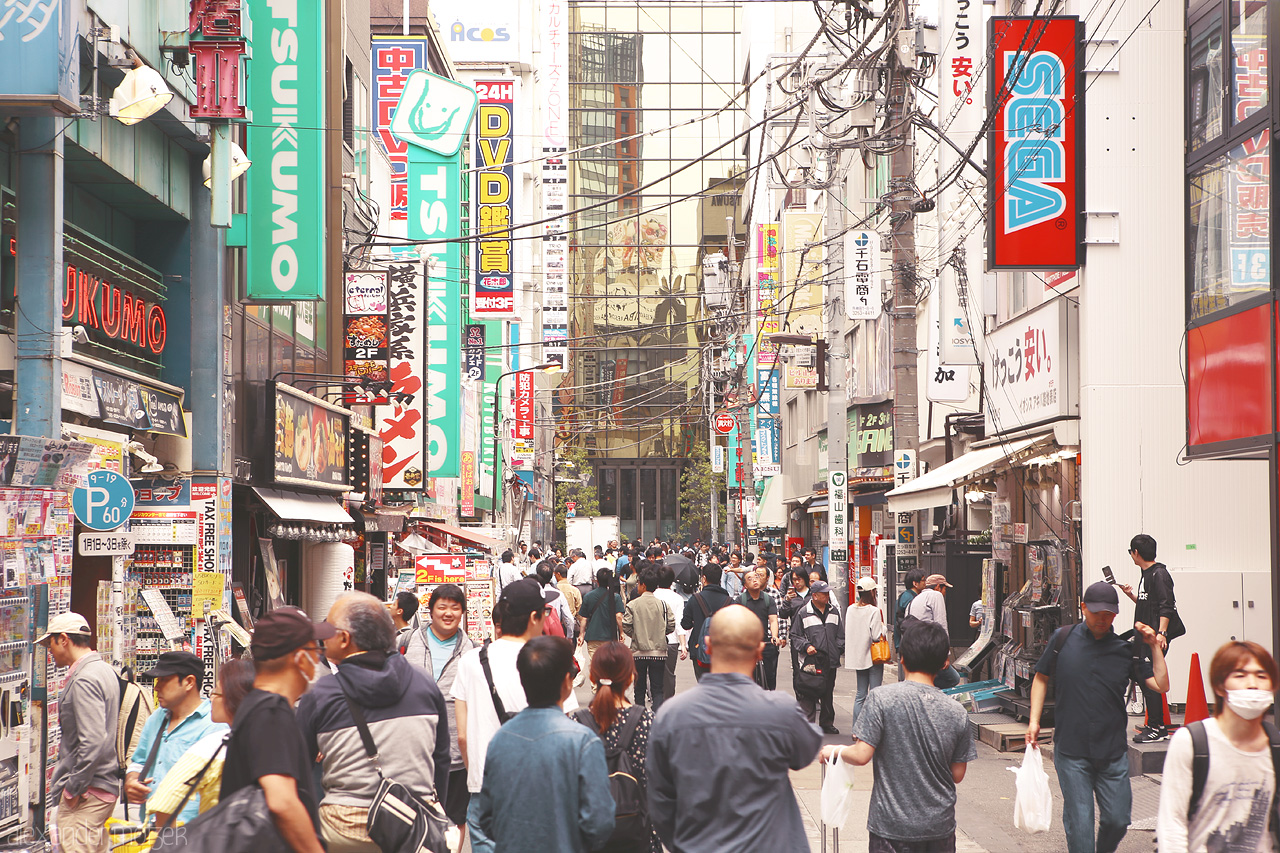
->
[790,581,844,733]
[681,565,731,682]
[1119,533,1178,742]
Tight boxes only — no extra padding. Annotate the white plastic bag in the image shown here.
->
[573,643,589,687]
[1009,743,1052,833]
[820,752,856,828]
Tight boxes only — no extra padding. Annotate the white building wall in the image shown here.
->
[1071,0,1271,703]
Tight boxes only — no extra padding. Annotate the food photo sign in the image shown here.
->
[272,383,351,491]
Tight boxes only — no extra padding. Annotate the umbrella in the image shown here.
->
[664,552,697,588]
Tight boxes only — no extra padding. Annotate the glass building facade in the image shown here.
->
[562,1,742,540]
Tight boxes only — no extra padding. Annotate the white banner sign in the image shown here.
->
[985,297,1078,435]
[711,443,725,474]
[845,230,882,320]
[828,471,848,562]
[927,301,972,403]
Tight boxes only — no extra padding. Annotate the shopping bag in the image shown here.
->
[574,643,589,687]
[820,752,855,828]
[1008,744,1052,833]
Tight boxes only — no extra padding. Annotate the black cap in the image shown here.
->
[1083,581,1120,614]
[499,577,555,617]
[141,651,204,681]
[251,605,338,660]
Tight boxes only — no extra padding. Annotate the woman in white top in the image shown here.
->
[844,576,886,730]
[1156,640,1278,853]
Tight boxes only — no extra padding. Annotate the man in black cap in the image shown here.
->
[789,580,844,733]
[450,578,577,853]
[221,606,335,853]
[1026,581,1168,853]
[124,651,226,825]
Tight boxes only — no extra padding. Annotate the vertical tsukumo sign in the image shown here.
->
[540,0,569,366]
[391,71,478,480]
[987,17,1085,270]
[246,0,325,299]
[378,263,427,489]
[473,81,517,317]
[371,38,430,236]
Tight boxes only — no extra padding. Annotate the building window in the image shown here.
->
[786,398,799,447]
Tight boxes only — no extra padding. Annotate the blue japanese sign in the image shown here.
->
[73,470,135,531]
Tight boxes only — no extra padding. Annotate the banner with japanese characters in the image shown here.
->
[371,38,431,238]
[984,297,1079,435]
[473,81,518,317]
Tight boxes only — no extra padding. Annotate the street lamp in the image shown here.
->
[491,363,562,535]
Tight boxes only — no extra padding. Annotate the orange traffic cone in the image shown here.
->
[1184,652,1211,725]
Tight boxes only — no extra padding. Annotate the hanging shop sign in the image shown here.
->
[851,401,894,471]
[245,0,325,298]
[845,230,883,320]
[512,371,534,466]
[343,271,391,405]
[985,296,1079,435]
[392,70,476,479]
[378,262,427,489]
[926,303,972,404]
[372,37,430,234]
[465,324,486,381]
[987,16,1085,270]
[460,451,476,517]
[61,363,186,437]
[473,80,517,317]
[272,383,351,491]
[829,471,848,565]
[0,0,77,113]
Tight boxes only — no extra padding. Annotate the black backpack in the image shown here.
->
[573,707,651,852]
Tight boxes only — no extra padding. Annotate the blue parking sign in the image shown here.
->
[72,470,135,531]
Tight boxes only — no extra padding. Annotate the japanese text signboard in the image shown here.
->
[984,297,1078,435]
[845,230,882,320]
[378,263,427,489]
[473,80,517,317]
[371,37,430,234]
[344,272,390,406]
[829,471,848,565]
[512,371,534,466]
[245,0,326,299]
[987,17,1084,270]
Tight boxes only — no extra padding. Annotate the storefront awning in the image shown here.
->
[885,433,1053,513]
[852,486,892,507]
[359,507,411,533]
[806,497,829,514]
[424,521,503,553]
[755,478,788,528]
[254,487,354,523]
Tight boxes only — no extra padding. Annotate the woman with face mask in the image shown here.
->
[1155,640,1280,852]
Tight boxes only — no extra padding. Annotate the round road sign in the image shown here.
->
[72,470,135,531]
[713,412,736,435]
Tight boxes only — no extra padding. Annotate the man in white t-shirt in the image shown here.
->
[567,549,593,597]
[495,549,521,594]
[451,578,579,853]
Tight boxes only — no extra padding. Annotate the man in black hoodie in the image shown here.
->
[297,592,451,853]
[681,564,731,682]
[1119,533,1179,742]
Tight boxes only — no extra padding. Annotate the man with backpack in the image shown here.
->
[39,613,121,853]
[1026,581,1168,853]
[649,605,822,852]
[681,564,732,683]
[473,637,615,853]
[1155,640,1278,852]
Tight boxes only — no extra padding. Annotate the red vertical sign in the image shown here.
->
[987,16,1084,270]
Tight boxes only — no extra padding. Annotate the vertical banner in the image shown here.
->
[343,272,391,405]
[755,367,781,476]
[0,0,78,111]
[845,230,882,320]
[371,38,431,237]
[478,321,503,505]
[464,324,486,381]
[460,451,476,516]
[246,0,325,299]
[756,224,782,367]
[391,71,478,480]
[378,263,427,489]
[926,300,972,403]
[829,471,848,566]
[781,213,825,339]
[512,370,534,466]
[987,16,1085,270]
[893,451,918,574]
[473,80,517,317]
[540,0,569,365]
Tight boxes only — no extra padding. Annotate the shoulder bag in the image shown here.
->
[335,673,451,853]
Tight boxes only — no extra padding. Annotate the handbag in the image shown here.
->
[335,674,451,853]
[870,636,891,665]
[794,653,828,696]
[149,782,287,853]
[1138,571,1186,642]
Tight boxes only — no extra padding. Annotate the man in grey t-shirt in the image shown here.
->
[821,621,976,852]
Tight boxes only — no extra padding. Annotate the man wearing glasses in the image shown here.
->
[220,606,336,853]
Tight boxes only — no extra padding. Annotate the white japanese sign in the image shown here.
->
[828,471,848,563]
[711,443,725,474]
[984,297,1078,435]
[845,230,883,320]
[927,302,972,403]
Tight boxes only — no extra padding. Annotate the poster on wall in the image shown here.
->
[273,384,351,491]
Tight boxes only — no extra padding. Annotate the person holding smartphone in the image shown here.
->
[1118,534,1179,743]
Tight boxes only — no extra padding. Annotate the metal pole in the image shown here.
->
[825,145,849,610]
[402,0,409,35]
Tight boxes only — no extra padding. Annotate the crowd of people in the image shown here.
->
[36,532,1280,853]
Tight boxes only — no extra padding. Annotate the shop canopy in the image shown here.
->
[423,521,503,553]
[755,477,788,528]
[884,433,1053,513]
[253,487,354,524]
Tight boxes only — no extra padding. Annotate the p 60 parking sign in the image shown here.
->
[73,470,135,531]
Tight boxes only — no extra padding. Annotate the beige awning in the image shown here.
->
[885,434,1053,513]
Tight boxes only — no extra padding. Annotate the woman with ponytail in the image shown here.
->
[573,641,661,852]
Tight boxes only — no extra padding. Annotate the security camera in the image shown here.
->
[71,326,90,344]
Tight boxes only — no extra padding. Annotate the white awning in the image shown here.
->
[254,487,354,523]
[885,434,1053,513]
[756,478,788,528]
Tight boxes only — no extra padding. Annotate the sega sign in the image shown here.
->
[987,17,1084,270]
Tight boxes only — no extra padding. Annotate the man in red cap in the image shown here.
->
[220,606,336,853]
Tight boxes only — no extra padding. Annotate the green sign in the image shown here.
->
[245,0,326,300]
[392,71,478,479]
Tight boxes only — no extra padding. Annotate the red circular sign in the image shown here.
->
[713,412,736,435]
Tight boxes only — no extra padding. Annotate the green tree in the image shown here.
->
[679,440,718,542]
[553,443,600,543]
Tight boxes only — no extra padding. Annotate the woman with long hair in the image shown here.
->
[573,641,660,853]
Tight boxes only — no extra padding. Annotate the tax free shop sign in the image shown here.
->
[391,71,478,479]
[246,0,326,300]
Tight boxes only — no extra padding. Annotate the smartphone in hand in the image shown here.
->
[1101,565,1115,585]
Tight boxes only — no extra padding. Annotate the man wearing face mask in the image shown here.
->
[1156,641,1280,853]
[1026,582,1169,853]
[221,606,335,853]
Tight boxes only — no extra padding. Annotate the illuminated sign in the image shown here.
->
[63,266,167,355]
[988,16,1084,270]
[473,80,516,317]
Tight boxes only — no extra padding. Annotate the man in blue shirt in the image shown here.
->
[124,651,228,824]
[473,636,614,852]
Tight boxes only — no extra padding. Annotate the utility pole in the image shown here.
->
[889,1,921,574]
[823,145,849,611]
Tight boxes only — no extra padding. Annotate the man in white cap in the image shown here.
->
[39,613,120,853]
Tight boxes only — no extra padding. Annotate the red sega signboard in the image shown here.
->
[987,16,1085,270]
